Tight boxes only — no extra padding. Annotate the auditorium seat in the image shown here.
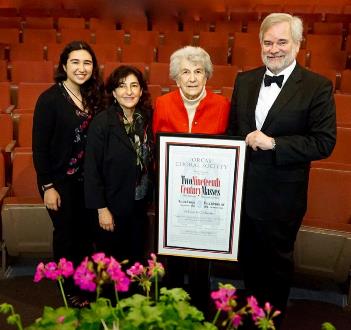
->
[161,31,195,47]
[0,17,22,28]
[22,28,57,44]
[233,32,260,49]
[303,166,351,232]
[16,82,53,109]
[334,93,351,128]
[0,60,7,81]
[308,68,340,91]
[0,113,15,151]
[151,16,179,33]
[117,12,148,32]
[91,44,119,64]
[148,84,162,105]
[23,16,54,29]
[305,34,343,53]
[155,45,174,63]
[1,150,53,260]
[148,62,172,87]
[89,18,116,31]
[58,28,93,44]
[0,113,16,181]
[10,60,54,83]
[120,44,155,64]
[313,127,351,168]
[295,165,351,282]
[221,87,234,100]
[182,17,210,34]
[198,31,229,48]
[57,17,86,29]
[232,45,261,69]
[215,19,242,34]
[128,30,160,47]
[339,69,351,93]
[94,30,125,45]
[46,43,64,63]
[0,28,20,44]
[308,50,347,71]
[311,22,344,35]
[209,65,239,89]
[14,113,33,149]
[102,62,147,81]
[201,45,229,65]
[0,82,13,113]
[9,43,45,61]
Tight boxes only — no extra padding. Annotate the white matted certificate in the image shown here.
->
[157,133,247,261]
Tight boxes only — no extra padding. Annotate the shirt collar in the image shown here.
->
[265,60,296,87]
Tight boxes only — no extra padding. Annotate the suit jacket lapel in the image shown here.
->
[247,67,266,131]
[107,105,136,154]
[261,64,302,131]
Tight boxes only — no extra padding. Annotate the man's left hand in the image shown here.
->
[246,130,274,151]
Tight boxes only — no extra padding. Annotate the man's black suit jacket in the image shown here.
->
[228,64,336,224]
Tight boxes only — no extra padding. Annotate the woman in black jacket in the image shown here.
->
[32,41,104,307]
[84,65,153,264]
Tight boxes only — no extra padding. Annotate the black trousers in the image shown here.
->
[164,256,211,315]
[42,176,96,293]
[239,213,303,325]
[94,199,149,265]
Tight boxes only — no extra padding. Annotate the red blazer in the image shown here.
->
[153,89,230,137]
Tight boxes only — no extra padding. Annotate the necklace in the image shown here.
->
[63,82,82,103]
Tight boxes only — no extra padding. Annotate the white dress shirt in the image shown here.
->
[255,60,296,130]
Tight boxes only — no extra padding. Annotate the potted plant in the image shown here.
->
[0,252,331,330]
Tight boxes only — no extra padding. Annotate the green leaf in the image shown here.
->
[321,322,336,330]
[0,303,13,314]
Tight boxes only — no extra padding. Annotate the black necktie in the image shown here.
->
[264,74,284,88]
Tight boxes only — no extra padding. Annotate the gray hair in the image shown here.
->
[259,13,303,45]
[169,46,213,81]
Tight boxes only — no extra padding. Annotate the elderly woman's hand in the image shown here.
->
[98,207,115,232]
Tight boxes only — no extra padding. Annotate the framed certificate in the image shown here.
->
[156,133,247,261]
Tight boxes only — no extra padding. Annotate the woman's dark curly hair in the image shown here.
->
[55,40,104,114]
[105,65,153,122]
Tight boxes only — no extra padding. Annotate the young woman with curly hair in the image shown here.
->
[32,40,104,307]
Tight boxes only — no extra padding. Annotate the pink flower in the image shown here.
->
[231,313,242,328]
[74,257,96,292]
[92,252,110,266]
[127,262,145,278]
[211,286,237,312]
[34,262,45,282]
[44,262,61,280]
[107,257,130,292]
[247,296,265,321]
[58,258,74,278]
[57,315,65,324]
[114,273,131,292]
[147,253,165,277]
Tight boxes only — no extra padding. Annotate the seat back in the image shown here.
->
[16,113,33,148]
[0,113,13,149]
[17,82,53,109]
[0,82,11,112]
[11,61,54,83]
[334,94,351,128]
[11,151,40,198]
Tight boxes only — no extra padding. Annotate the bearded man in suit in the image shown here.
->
[228,13,336,323]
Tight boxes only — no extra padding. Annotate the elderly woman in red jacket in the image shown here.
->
[152,46,230,315]
[152,46,230,136]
